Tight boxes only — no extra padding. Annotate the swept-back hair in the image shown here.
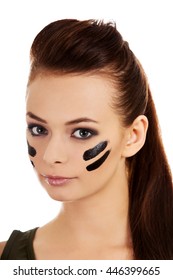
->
[29,19,173,259]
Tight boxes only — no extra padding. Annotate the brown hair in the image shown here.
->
[29,19,173,259]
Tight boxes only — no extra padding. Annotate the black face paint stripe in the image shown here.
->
[83,141,108,161]
[30,160,35,167]
[27,141,37,157]
[86,150,111,171]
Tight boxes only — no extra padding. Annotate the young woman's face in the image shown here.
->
[26,74,128,202]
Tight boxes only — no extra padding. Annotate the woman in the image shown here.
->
[0,19,173,260]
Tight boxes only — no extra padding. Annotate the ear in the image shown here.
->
[122,115,148,158]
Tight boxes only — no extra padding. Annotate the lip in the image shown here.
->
[42,175,76,186]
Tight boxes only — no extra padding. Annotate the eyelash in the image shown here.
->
[27,124,48,136]
[27,124,98,140]
[72,128,98,140]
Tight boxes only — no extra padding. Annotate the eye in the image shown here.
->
[72,128,98,139]
[28,124,48,136]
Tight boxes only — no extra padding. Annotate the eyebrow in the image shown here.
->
[26,112,47,124]
[26,112,98,125]
[65,118,98,125]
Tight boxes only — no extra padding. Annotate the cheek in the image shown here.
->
[82,141,111,172]
[27,141,37,157]
[83,141,108,160]
[30,160,35,167]
[86,150,111,171]
[27,141,37,167]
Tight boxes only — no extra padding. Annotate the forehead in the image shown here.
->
[26,74,117,124]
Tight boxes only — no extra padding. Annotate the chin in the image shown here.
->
[40,182,78,203]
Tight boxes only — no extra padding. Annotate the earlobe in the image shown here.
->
[122,115,148,158]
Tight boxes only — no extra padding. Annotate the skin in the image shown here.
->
[24,73,148,260]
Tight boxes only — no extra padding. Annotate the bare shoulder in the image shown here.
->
[0,241,6,257]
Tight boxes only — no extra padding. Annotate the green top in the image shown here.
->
[0,228,38,260]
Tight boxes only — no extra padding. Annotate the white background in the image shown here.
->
[0,0,172,240]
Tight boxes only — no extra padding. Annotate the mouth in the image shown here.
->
[42,175,76,186]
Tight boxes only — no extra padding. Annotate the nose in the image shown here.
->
[43,136,68,165]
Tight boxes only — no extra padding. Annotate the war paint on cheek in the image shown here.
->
[83,140,111,171]
[27,141,37,157]
[83,141,108,161]
[86,150,111,171]
[30,160,35,167]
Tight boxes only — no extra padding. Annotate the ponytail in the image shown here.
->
[128,88,173,259]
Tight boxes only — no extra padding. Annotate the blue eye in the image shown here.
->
[28,124,48,136]
[72,128,98,139]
